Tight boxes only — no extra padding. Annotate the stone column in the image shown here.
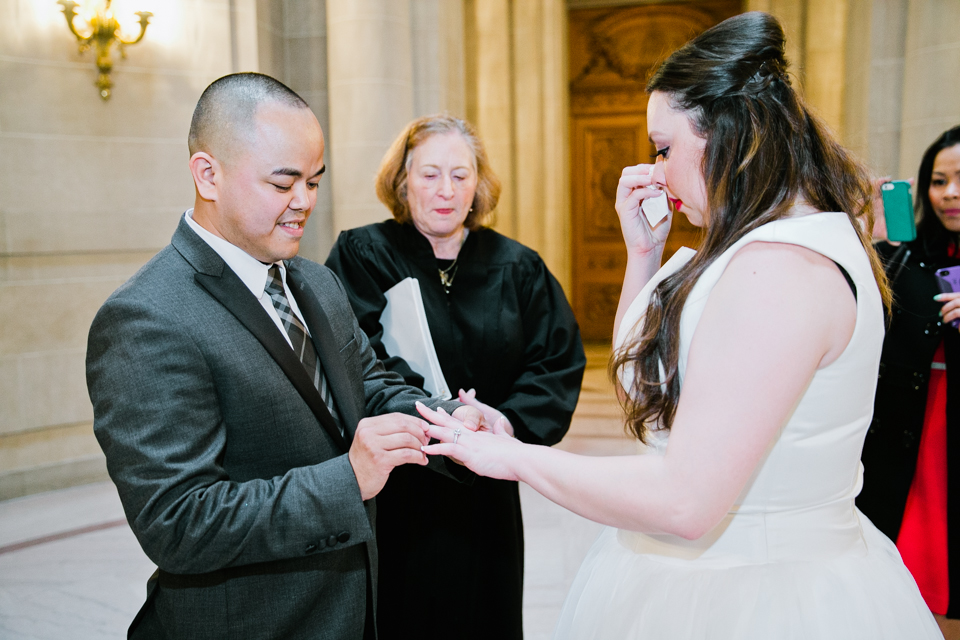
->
[511,0,570,292]
[897,0,960,179]
[466,0,516,239]
[804,0,849,135]
[326,0,415,234]
[463,0,570,293]
[410,0,466,117]
[866,0,910,178]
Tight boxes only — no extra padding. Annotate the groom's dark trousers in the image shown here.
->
[86,217,461,639]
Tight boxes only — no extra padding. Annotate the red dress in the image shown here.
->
[897,341,950,614]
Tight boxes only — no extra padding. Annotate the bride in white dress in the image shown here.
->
[417,12,941,639]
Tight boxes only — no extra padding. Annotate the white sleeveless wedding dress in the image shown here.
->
[554,212,941,639]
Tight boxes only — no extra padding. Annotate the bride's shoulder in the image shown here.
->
[722,240,846,294]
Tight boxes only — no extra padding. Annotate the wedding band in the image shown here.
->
[453,427,462,445]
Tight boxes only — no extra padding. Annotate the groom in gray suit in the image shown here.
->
[86,73,479,640]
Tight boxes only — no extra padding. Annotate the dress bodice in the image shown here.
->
[558,210,939,639]
[614,211,885,564]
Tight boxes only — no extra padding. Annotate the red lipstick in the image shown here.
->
[668,197,683,211]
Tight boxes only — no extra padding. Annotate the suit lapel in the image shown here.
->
[173,220,349,452]
[286,265,362,441]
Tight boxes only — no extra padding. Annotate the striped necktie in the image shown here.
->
[264,265,340,428]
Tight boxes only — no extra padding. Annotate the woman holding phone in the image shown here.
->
[858,125,960,638]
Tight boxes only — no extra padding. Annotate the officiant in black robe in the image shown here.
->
[325,115,586,640]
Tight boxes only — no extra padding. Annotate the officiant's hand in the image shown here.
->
[457,388,515,437]
[450,405,483,432]
[416,402,522,481]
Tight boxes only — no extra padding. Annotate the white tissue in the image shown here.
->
[641,191,670,227]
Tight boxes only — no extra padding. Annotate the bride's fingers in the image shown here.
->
[421,442,462,457]
[423,421,462,443]
[415,401,463,429]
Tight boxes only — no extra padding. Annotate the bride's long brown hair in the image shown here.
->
[612,12,890,443]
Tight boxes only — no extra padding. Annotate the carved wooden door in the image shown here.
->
[569,1,741,341]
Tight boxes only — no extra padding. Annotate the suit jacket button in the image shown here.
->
[305,544,317,554]
[327,534,338,547]
[338,531,351,543]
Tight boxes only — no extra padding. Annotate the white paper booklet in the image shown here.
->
[380,277,451,400]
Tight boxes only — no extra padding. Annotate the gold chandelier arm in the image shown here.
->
[57,0,94,43]
[116,12,153,46]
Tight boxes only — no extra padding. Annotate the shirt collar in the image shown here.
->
[184,209,284,298]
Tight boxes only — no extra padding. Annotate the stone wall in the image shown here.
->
[256,0,333,262]
[0,0,258,499]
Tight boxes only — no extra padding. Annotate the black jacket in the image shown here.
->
[857,240,960,616]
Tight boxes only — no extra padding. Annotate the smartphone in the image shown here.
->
[935,266,960,329]
[881,180,916,242]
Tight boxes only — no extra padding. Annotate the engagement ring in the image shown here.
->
[453,427,462,445]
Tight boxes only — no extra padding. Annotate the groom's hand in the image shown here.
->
[349,414,430,501]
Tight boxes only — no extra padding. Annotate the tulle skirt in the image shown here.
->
[554,513,940,639]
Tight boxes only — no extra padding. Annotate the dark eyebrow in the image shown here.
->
[270,165,325,179]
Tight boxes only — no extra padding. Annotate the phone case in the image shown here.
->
[935,266,960,328]
[881,180,916,242]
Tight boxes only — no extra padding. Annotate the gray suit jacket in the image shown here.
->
[86,218,461,640]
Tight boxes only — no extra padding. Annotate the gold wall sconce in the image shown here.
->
[57,0,153,100]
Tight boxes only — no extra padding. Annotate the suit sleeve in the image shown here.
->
[86,296,374,575]
[499,259,587,446]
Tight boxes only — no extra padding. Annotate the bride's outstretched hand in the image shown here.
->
[416,401,522,482]
[616,163,672,256]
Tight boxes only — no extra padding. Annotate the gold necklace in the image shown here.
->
[436,231,468,294]
[438,258,459,293]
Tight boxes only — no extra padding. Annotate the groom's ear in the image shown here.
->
[190,151,221,202]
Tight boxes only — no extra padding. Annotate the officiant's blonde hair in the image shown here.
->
[376,115,501,231]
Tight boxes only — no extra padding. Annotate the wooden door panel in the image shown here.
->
[569,1,741,342]
[583,121,645,242]
[572,115,644,341]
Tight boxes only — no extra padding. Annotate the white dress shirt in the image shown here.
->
[184,209,310,349]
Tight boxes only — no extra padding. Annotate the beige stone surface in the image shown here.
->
[327,0,415,234]
[6,350,94,434]
[463,0,570,294]
[804,0,849,135]
[540,0,571,295]
[411,0,443,116]
[0,0,237,495]
[898,0,960,180]
[234,0,261,72]
[864,0,908,177]
[467,0,515,238]
[438,0,467,118]
[0,281,122,355]
[0,422,101,471]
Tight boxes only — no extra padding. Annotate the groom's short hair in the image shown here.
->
[188,72,309,159]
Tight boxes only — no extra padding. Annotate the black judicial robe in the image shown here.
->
[326,220,586,640]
